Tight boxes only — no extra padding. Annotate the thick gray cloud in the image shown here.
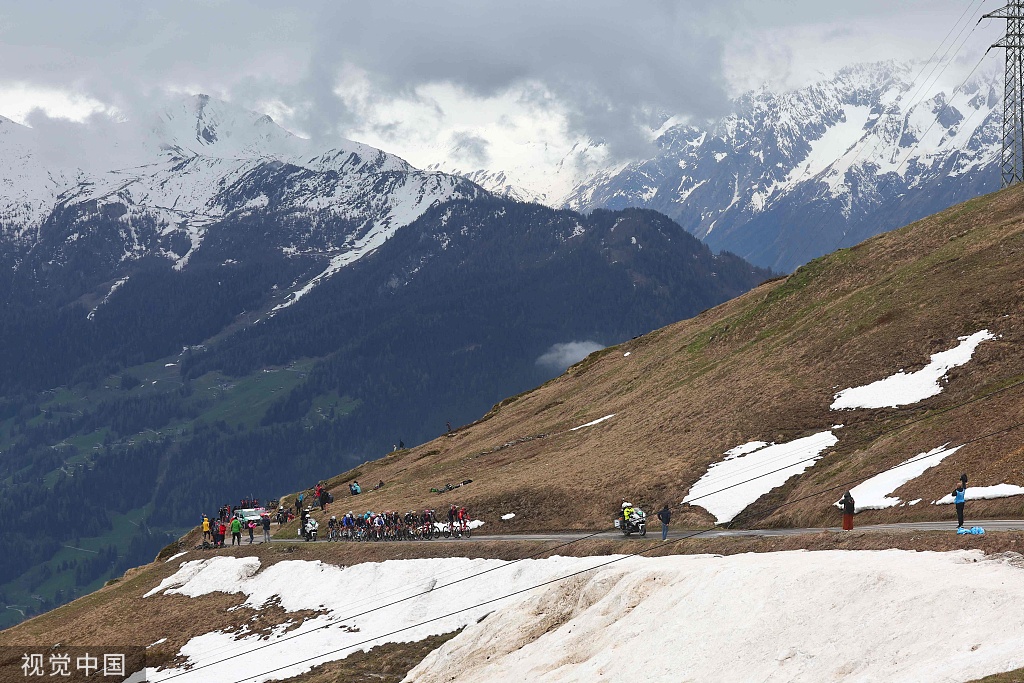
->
[449,131,491,166]
[536,341,605,373]
[0,1,997,157]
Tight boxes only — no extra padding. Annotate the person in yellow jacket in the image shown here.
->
[621,502,634,525]
[202,515,211,541]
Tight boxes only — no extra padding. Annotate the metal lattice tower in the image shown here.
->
[984,1,1024,187]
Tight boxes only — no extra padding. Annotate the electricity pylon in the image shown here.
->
[984,1,1024,187]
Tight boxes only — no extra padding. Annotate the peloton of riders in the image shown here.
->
[306,507,474,541]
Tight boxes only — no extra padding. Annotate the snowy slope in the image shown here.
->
[0,115,80,242]
[409,550,1024,683]
[135,551,1024,683]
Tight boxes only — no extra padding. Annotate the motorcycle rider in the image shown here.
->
[621,501,634,528]
[304,516,319,541]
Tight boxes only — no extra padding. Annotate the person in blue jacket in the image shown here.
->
[953,473,968,528]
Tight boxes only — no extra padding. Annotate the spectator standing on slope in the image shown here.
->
[247,520,256,544]
[230,516,242,546]
[953,474,968,529]
[840,491,855,531]
[657,504,672,540]
[202,515,211,542]
[262,514,272,543]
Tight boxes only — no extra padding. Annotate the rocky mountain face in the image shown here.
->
[561,62,1002,272]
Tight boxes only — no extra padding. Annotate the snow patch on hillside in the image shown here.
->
[136,551,1024,683]
[139,555,614,682]
[87,276,129,320]
[831,330,994,410]
[407,550,1024,683]
[841,444,962,512]
[570,414,615,431]
[683,431,838,523]
[934,484,1024,505]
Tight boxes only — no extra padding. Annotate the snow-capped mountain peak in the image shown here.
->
[0,94,484,297]
[561,59,1001,271]
[153,94,302,160]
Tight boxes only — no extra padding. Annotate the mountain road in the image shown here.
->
[260,519,1024,545]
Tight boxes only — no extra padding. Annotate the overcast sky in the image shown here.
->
[0,1,1005,169]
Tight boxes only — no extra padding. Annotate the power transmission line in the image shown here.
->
[215,414,1024,683]
[983,1,1024,186]
[155,372,1024,681]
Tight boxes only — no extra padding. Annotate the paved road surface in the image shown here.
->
[254,519,1024,545]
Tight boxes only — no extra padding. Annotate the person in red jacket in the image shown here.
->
[840,491,855,530]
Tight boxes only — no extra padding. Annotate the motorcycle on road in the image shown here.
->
[620,508,647,537]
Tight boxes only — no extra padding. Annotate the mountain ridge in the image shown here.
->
[422,60,1002,272]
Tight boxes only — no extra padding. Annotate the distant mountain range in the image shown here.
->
[2,60,1002,282]
[427,61,1002,272]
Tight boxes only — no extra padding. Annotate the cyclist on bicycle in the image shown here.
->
[421,508,435,536]
[342,512,354,538]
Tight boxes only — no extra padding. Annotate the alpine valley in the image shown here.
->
[0,94,770,625]
[0,58,1008,634]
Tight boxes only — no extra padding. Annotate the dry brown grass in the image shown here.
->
[268,185,1024,537]
[8,186,1024,681]
[270,632,460,683]
[973,670,1024,683]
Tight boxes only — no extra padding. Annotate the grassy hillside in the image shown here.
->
[290,185,1024,533]
[4,184,1024,681]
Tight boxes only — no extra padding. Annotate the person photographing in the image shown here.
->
[953,473,968,529]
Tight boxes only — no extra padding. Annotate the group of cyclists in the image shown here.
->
[319,504,473,542]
